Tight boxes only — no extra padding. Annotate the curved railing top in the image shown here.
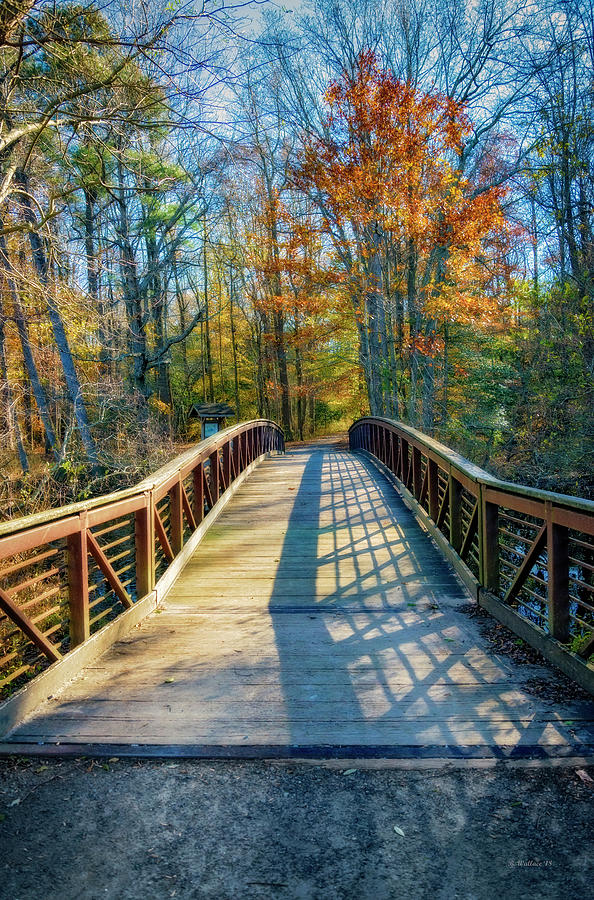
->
[350,416,594,515]
[0,418,284,540]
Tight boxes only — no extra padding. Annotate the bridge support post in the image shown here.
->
[427,459,439,521]
[546,503,570,642]
[209,450,220,502]
[193,463,204,525]
[232,437,240,477]
[67,511,90,647]
[401,438,409,486]
[480,491,499,595]
[412,446,422,500]
[135,494,155,600]
[222,443,232,491]
[169,477,184,556]
[449,473,462,554]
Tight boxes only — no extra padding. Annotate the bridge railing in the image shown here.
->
[0,419,284,697]
[350,416,594,689]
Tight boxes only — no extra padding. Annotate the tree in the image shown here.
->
[296,51,514,424]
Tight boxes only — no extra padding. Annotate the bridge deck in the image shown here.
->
[5,443,594,756]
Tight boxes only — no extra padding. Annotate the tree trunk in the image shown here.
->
[407,238,419,425]
[294,309,305,441]
[203,219,214,402]
[0,226,59,459]
[365,229,386,416]
[146,225,171,407]
[273,309,292,438]
[0,299,28,472]
[15,171,98,467]
[83,186,110,377]
[114,159,148,406]
[229,267,240,421]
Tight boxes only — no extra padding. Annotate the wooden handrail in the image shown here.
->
[350,416,594,514]
[350,416,594,692]
[0,419,284,695]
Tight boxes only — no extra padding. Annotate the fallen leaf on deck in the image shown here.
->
[576,769,594,786]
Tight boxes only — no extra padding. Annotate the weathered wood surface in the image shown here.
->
[4,442,594,755]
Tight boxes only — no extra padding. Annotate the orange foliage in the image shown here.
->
[244,180,337,321]
[296,51,519,332]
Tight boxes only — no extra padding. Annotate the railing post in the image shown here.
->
[449,472,462,554]
[480,489,499,594]
[135,493,155,600]
[193,462,204,525]
[232,436,241,477]
[546,502,570,642]
[209,449,220,502]
[169,475,184,556]
[67,510,89,647]
[222,441,232,490]
[428,459,439,522]
[412,445,422,500]
[401,438,409,486]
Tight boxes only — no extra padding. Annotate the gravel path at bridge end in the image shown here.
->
[0,756,592,900]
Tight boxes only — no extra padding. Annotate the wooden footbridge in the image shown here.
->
[1,419,594,758]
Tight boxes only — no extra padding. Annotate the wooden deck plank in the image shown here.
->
[4,443,594,755]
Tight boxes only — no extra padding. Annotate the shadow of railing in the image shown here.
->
[268,444,593,755]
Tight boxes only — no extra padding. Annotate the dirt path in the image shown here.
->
[1,756,592,900]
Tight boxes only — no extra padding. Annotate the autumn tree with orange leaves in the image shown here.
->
[296,52,517,427]
[242,180,344,440]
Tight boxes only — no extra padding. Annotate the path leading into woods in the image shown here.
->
[4,441,594,755]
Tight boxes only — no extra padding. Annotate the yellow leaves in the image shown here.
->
[148,397,172,416]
